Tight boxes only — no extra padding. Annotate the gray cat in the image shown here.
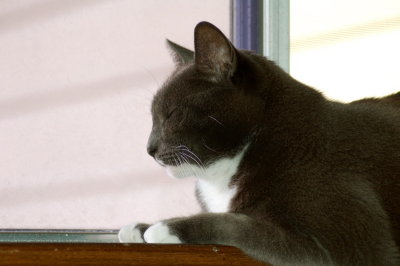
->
[118,21,400,265]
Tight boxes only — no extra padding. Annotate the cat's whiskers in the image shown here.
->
[179,152,205,177]
[208,115,225,127]
[171,154,182,176]
[173,153,186,177]
[179,150,204,168]
[174,145,206,176]
[175,145,204,167]
[179,152,197,176]
[180,151,206,176]
[201,137,218,153]
[171,154,179,167]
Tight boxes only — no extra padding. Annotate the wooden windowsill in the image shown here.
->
[0,243,268,265]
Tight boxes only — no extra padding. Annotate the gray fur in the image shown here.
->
[166,39,194,66]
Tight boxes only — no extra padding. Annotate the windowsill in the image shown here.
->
[0,230,268,265]
[0,243,267,265]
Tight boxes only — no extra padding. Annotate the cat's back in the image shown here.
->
[326,98,400,154]
[351,92,400,109]
[325,97,400,182]
[324,98,400,245]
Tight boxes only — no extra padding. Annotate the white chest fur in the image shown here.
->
[197,178,237,212]
[196,145,248,213]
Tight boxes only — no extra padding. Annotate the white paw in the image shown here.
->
[118,223,144,243]
[143,222,182,244]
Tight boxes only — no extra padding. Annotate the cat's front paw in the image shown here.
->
[118,223,150,243]
[143,222,182,244]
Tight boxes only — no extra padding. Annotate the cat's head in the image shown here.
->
[147,22,268,178]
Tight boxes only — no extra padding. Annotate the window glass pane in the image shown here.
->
[0,0,230,229]
[290,0,400,102]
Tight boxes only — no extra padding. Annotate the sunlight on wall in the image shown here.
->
[290,0,400,102]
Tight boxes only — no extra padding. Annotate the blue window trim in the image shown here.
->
[231,0,264,54]
[232,0,290,72]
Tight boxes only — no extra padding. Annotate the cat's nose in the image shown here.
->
[147,142,158,158]
[147,129,159,158]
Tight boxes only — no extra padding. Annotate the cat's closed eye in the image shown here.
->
[162,107,179,126]
[165,107,177,120]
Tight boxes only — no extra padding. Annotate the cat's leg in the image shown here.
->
[118,223,150,243]
[142,213,332,266]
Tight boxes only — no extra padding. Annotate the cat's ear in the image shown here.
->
[194,21,237,80]
[166,39,194,66]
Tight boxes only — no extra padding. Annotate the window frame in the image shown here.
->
[231,0,290,72]
[0,229,118,243]
[263,0,290,72]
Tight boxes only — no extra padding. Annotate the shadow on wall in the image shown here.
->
[0,170,166,208]
[0,67,169,121]
[0,0,112,35]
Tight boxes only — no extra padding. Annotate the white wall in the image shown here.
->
[0,0,230,229]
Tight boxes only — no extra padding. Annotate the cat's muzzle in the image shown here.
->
[155,152,179,167]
